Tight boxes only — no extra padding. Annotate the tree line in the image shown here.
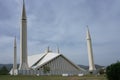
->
[0,61,120,80]
[0,66,9,75]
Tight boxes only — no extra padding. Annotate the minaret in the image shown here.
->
[86,26,96,72]
[19,0,29,70]
[13,37,18,75]
[57,47,60,53]
[45,46,50,53]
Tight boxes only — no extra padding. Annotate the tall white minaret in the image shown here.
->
[19,0,29,70]
[86,26,96,72]
[13,37,18,75]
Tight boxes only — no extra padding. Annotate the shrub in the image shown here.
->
[106,62,120,80]
[0,66,9,75]
[43,66,50,74]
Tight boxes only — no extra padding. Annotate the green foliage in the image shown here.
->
[43,66,50,74]
[106,62,120,80]
[99,68,105,75]
[0,66,9,75]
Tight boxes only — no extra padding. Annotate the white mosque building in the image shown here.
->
[27,48,84,75]
[10,0,96,75]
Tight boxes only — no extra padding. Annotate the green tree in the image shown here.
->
[106,62,120,80]
[99,68,105,75]
[0,66,9,75]
[43,66,50,74]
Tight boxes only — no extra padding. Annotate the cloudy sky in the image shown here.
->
[0,0,120,66]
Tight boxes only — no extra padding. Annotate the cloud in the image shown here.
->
[0,0,120,65]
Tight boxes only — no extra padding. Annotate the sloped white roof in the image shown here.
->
[28,52,85,71]
[28,53,45,67]
[28,52,60,68]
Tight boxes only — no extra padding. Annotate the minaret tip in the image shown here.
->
[86,25,89,32]
[57,47,60,53]
[45,46,51,53]
[86,25,88,28]
[23,0,25,6]
[47,46,50,52]
[14,36,16,47]
[86,25,91,40]
[56,44,60,53]
[22,0,26,19]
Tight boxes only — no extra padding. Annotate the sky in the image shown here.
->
[0,0,120,66]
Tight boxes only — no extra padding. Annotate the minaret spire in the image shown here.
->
[19,0,29,70]
[86,26,91,39]
[57,46,60,53]
[13,36,18,75]
[22,0,26,19]
[45,46,50,53]
[86,26,96,73]
[14,36,17,69]
[47,46,50,53]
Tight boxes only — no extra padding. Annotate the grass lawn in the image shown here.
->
[0,75,107,80]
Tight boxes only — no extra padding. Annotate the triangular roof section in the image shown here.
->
[28,53,45,67]
[59,54,86,71]
[34,53,60,68]
[28,52,60,68]
[28,52,85,71]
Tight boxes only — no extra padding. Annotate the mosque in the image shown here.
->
[10,0,96,75]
